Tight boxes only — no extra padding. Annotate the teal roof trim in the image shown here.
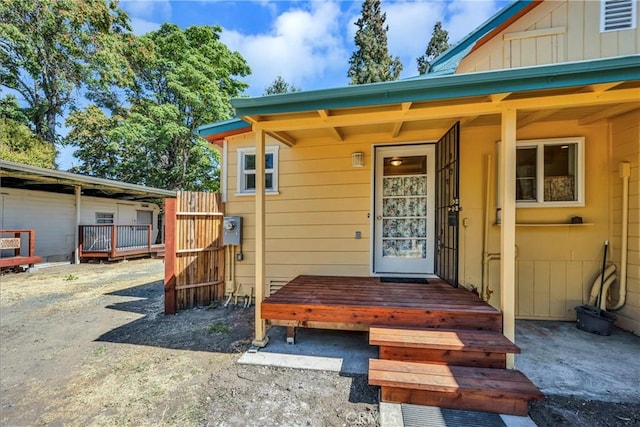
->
[430,0,536,72]
[197,117,249,138]
[231,55,639,117]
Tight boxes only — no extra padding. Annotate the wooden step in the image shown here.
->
[368,359,544,416]
[370,326,520,368]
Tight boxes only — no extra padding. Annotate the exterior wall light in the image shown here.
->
[352,152,365,168]
[390,158,403,166]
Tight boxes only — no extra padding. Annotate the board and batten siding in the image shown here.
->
[224,117,615,324]
[0,187,160,262]
[458,121,611,320]
[457,0,640,73]
[610,110,640,333]
[223,132,372,293]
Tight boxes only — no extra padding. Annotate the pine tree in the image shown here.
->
[264,76,300,95]
[417,21,450,75]
[348,0,402,85]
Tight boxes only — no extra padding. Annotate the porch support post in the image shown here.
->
[74,185,81,264]
[499,108,517,369]
[252,129,269,348]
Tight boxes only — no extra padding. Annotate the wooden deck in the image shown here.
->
[1,229,42,270]
[79,224,165,262]
[262,275,502,332]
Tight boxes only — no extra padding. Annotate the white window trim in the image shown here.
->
[601,0,637,32]
[498,137,585,208]
[518,137,585,207]
[236,145,280,196]
[96,212,115,224]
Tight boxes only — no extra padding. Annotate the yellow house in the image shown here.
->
[199,0,640,353]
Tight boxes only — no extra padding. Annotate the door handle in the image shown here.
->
[376,216,382,221]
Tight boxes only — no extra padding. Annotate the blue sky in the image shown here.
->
[56,0,509,169]
[119,0,509,95]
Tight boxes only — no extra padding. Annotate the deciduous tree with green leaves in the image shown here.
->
[264,75,300,95]
[66,24,251,191]
[348,0,402,85]
[0,0,133,146]
[1,95,56,167]
[417,21,450,75]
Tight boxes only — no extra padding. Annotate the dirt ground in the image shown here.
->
[1,259,638,426]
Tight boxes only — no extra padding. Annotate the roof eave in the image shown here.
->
[0,160,176,198]
[233,55,640,117]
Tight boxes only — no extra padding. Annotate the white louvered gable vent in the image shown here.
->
[601,0,637,32]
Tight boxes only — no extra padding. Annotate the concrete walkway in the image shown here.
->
[238,320,640,427]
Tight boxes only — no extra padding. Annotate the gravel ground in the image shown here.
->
[0,259,377,427]
[1,259,638,426]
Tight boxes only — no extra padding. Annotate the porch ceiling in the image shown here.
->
[243,81,639,145]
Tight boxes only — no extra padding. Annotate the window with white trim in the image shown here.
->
[601,0,636,32]
[236,146,279,194]
[96,212,115,224]
[514,137,585,207]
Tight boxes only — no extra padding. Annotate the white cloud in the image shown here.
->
[129,17,162,35]
[120,0,172,21]
[445,0,501,44]
[385,1,445,60]
[384,0,501,77]
[220,1,349,95]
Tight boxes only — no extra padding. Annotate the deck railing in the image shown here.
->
[79,224,152,259]
[0,229,42,268]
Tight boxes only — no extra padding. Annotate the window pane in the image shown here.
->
[265,173,273,189]
[244,154,255,170]
[245,173,255,190]
[544,144,576,201]
[265,153,273,169]
[516,147,537,201]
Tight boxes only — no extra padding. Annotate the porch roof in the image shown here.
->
[200,55,639,145]
[0,159,176,201]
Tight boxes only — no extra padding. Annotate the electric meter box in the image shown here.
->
[223,216,242,246]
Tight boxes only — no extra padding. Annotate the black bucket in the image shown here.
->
[575,305,617,336]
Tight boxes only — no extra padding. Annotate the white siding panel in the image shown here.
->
[0,188,161,262]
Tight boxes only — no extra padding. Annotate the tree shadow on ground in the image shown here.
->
[95,280,253,353]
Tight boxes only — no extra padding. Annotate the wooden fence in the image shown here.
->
[164,191,225,314]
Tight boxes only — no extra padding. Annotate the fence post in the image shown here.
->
[110,225,117,259]
[78,226,84,260]
[147,224,152,251]
[28,230,35,258]
[14,231,20,257]
[164,198,177,314]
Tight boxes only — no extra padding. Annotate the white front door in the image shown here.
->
[374,144,435,275]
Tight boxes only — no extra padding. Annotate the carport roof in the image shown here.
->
[0,160,176,201]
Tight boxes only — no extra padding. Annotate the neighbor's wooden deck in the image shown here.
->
[262,275,502,332]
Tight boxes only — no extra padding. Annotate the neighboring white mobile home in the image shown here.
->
[0,160,175,264]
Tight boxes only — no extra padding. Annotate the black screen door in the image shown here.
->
[435,122,461,287]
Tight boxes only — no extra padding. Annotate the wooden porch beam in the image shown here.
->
[499,109,517,369]
[578,103,639,126]
[252,129,269,348]
[318,109,330,118]
[490,93,512,103]
[329,127,344,141]
[266,131,296,147]
[459,115,479,126]
[584,82,623,94]
[517,109,559,129]
[401,102,412,111]
[250,88,639,132]
[392,121,404,137]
